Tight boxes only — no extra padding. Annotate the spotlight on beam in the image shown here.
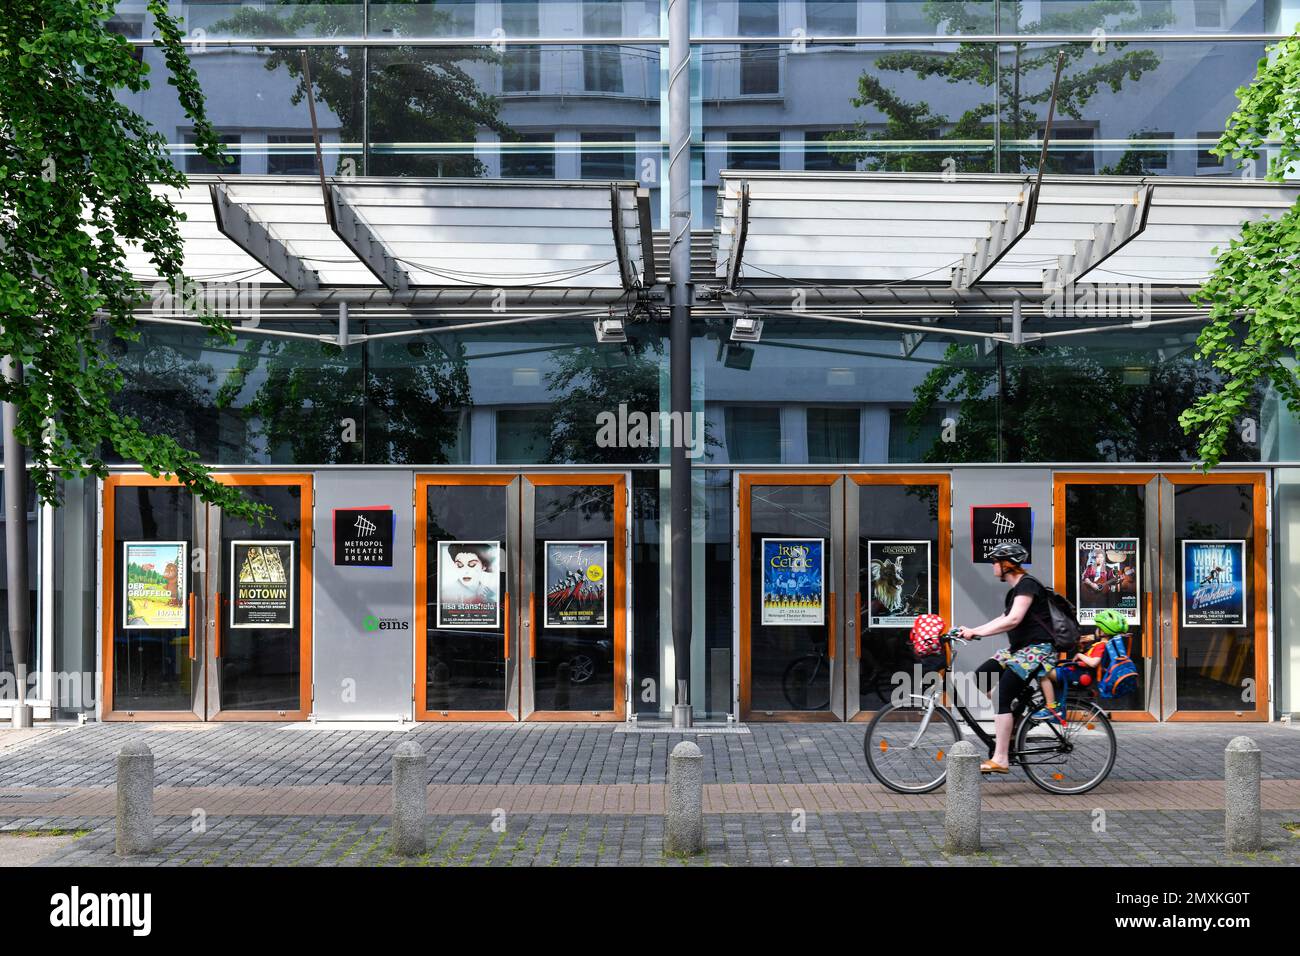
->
[729,314,763,343]
[593,316,627,343]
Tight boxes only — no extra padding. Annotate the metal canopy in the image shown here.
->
[713,172,1300,292]
[126,176,656,294]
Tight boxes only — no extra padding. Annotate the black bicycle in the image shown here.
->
[863,630,1117,795]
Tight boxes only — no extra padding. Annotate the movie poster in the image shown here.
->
[436,540,502,629]
[866,540,931,628]
[1182,540,1247,628]
[761,538,825,626]
[544,541,607,629]
[1075,538,1141,625]
[230,541,294,629]
[123,541,188,630]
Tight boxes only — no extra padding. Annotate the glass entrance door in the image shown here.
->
[521,474,628,721]
[103,474,312,721]
[1054,472,1269,721]
[847,474,951,719]
[738,475,844,720]
[416,475,520,720]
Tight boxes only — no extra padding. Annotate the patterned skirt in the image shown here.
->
[992,642,1056,680]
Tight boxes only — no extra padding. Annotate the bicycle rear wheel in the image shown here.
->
[863,703,962,794]
[1015,698,1117,795]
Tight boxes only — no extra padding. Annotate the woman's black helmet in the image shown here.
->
[986,541,1029,565]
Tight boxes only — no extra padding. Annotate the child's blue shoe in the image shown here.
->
[1031,701,1065,726]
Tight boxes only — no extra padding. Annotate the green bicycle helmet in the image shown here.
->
[1093,609,1128,636]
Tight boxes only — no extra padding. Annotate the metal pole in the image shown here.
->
[1,356,32,727]
[667,0,693,727]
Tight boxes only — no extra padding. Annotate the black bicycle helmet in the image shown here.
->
[986,541,1029,565]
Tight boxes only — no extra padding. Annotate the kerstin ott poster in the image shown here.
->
[866,540,931,628]
[1182,540,1246,628]
[123,541,187,629]
[1075,538,1141,625]
[436,541,502,628]
[761,538,824,626]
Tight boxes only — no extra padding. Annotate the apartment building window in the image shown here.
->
[728,131,782,170]
[805,1,857,36]
[885,0,934,34]
[1039,126,1096,175]
[266,134,317,176]
[501,133,555,178]
[496,409,552,464]
[888,408,942,463]
[583,1,624,93]
[1197,132,1225,169]
[725,407,782,463]
[503,1,541,93]
[1193,0,1225,29]
[808,408,861,464]
[1134,131,1172,171]
[581,133,635,179]
[183,133,241,175]
[804,131,855,171]
[739,2,780,95]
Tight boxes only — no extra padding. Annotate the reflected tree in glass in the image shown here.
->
[828,1,1171,172]
[107,336,222,461]
[905,340,1263,463]
[213,0,514,176]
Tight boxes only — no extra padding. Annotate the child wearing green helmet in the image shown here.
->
[1031,608,1129,721]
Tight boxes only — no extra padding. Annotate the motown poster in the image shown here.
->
[123,541,188,630]
[436,540,502,629]
[1075,538,1141,625]
[544,541,607,629]
[230,541,294,629]
[761,538,824,626]
[1182,540,1247,628]
[866,540,931,629]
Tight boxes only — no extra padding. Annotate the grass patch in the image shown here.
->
[4,828,90,838]
[1283,822,1300,836]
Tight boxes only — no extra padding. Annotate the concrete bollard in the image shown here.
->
[115,740,155,856]
[664,740,703,856]
[944,740,981,855]
[1225,736,1262,854]
[391,740,427,856]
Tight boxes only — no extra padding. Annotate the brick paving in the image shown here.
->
[1,721,1297,865]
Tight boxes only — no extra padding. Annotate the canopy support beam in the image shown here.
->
[1043,184,1153,291]
[210,184,319,293]
[724,181,751,292]
[329,186,411,294]
[951,181,1039,289]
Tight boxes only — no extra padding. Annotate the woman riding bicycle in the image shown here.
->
[954,541,1056,775]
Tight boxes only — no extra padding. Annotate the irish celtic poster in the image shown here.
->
[761,538,824,626]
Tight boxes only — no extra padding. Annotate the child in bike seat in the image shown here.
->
[1031,608,1127,722]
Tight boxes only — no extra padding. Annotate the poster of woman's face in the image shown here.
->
[436,541,502,628]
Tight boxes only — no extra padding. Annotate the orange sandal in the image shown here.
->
[979,760,1010,774]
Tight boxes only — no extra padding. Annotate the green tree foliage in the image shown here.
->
[214,0,513,176]
[1181,31,1300,467]
[0,0,266,519]
[830,1,1169,172]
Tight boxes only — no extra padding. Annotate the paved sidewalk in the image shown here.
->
[11,811,1298,867]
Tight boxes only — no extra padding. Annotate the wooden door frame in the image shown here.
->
[414,473,517,722]
[1164,472,1269,722]
[101,474,202,721]
[737,473,841,723]
[209,473,313,721]
[102,473,313,722]
[522,473,628,721]
[1052,472,1158,723]
[846,472,952,722]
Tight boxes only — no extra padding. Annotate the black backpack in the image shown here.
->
[1021,575,1081,655]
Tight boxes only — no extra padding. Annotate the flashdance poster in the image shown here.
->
[866,540,931,628]
[436,540,502,629]
[544,541,607,629]
[123,541,188,630]
[230,541,294,629]
[1075,538,1141,625]
[1182,540,1247,628]
[761,538,824,626]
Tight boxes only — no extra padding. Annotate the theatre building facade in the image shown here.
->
[4,1,1300,725]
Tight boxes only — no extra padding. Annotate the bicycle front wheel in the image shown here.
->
[864,703,962,794]
[1015,698,1117,795]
